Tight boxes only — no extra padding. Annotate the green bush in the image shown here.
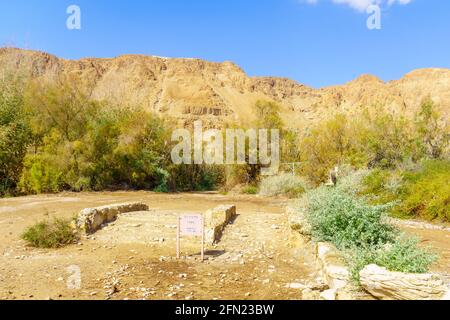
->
[361,160,450,222]
[395,160,450,221]
[360,168,399,205]
[307,188,398,250]
[19,153,64,194]
[0,76,31,195]
[259,173,307,198]
[346,236,438,285]
[22,218,78,248]
[298,99,447,186]
[373,236,438,273]
[303,185,438,285]
[361,169,391,195]
[242,185,258,195]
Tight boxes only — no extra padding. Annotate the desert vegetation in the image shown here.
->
[298,100,448,185]
[22,217,79,248]
[259,173,307,198]
[299,172,438,284]
[0,74,225,195]
[1,71,448,224]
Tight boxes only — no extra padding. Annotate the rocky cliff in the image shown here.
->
[1,47,449,128]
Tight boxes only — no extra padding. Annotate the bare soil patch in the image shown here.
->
[0,192,319,300]
[1,192,448,300]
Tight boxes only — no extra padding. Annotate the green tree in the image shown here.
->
[0,76,31,194]
[414,97,448,159]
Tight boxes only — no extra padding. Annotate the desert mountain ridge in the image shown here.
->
[1,47,449,129]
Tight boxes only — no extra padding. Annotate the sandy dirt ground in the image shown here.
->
[0,192,449,300]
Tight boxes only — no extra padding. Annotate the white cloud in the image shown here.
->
[301,0,412,12]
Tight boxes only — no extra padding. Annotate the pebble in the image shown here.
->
[286,282,306,289]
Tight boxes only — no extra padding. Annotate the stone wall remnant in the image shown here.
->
[76,202,148,234]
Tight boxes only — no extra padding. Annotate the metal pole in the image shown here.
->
[176,215,180,259]
[201,215,205,262]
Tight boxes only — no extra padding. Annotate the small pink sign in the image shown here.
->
[179,214,203,236]
[176,214,205,261]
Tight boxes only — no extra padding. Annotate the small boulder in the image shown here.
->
[360,264,449,300]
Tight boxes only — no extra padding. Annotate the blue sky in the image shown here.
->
[0,0,448,88]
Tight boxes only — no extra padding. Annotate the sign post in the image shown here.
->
[176,214,205,261]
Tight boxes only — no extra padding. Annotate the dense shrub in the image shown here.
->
[303,184,438,285]
[259,173,307,198]
[360,160,450,222]
[242,185,258,195]
[167,164,224,191]
[373,236,438,274]
[299,114,363,185]
[223,100,301,190]
[307,187,398,249]
[414,97,449,159]
[13,77,225,194]
[0,76,31,195]
[299,100,447,185]
[346,236,438,284]
[394,160,450,221]
[22,218,78,248]
[360,168,399,205]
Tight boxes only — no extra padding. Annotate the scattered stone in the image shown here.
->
[336,289,355,300]
[301,288,319,300]
[286,283,306,290]
[320,289,336,300]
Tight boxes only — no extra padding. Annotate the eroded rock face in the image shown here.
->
[360,264,450,300]
[1,48,448,129]
[76,202,149,234]
[204,205,236,244]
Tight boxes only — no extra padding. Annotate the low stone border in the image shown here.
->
[204,205,236,245]
[76,202,149,234]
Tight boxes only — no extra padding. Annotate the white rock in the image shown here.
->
[360,264,449,300]
[286,283,306,289]
[320,289,336,300]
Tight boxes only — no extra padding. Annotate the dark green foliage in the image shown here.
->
[0,77,31,195]
[5,77,223,194]
[395,160,450,221]
[361,160,450,222]
[242,185,258,195]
